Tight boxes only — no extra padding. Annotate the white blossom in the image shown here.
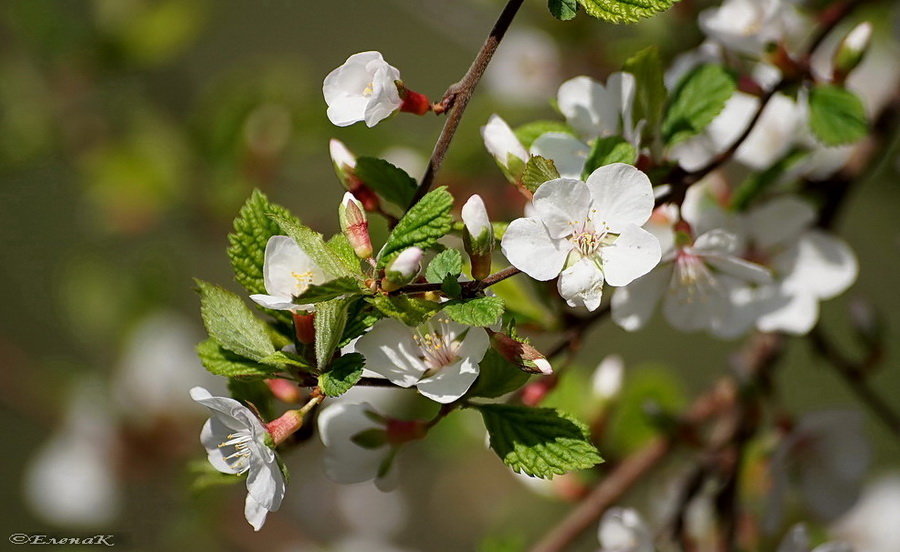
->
[324,51,402,127]
[831,474,900,552]
[597,508,655,552]
[190,387,285,531]
[318,402,397,491]
[355,315,490,403]
[699,0,803,56]
[485,28,560,106]
[461,194,493,244]
[250,235,332,312]
[739,196,858,334]
[482,114,529,177]
[557,73,639,144]
[530,132,591,179]
[501,164,661,311]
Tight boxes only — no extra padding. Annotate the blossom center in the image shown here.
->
[567,217,611,258]
[291,271,314,295]
[672,251,719,303]
[362,82,375,96]
[217,431,254,474]
[414,320,462,375]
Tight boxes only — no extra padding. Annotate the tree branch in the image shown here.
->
[409,0,525,208]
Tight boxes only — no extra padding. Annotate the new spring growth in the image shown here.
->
[329,139,381,212]
[461,194,494,280]
[833,22,873,84]
[489,331,553,375]
[339,192,373,259]
[382,247,423,292]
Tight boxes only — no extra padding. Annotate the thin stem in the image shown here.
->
[394,265,522,295]
[409,0,525,208]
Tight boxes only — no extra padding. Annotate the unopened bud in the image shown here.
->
[490,332,552,375]
[382,247,423,292]
[396,82,431,116]
[833,22,873,84]
[481,115,529,183]
[293,311,316,344]
[339,192,373,258]
[591,355,624,401]
[461,194,495,280]
[329,139,357,188]
[265,378,302,404]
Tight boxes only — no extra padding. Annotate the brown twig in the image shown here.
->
[394,265,522,295]
[409,0,525,208]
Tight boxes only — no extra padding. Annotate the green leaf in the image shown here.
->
[477,404,602,478]
[515,121,575,149]
[293,276,363,304]
[196,280,275,362]
[441,273,463,299]
[340,297,383,346]
[189,459,244,492]
[576,0,680,23]
[377,187,454,268]
[442,296,505,326]
[730,148,807,211]
[582,136,638,178]
[258,350,310,370]
[228,378,273,420]
[623,46,667,137]
[425,249,463,284]
[314,298,351,369]
[354,157,418,208]
[368,295,440,326]
[808,84,868,146]
[271,215,355,279]
[227,189,299,295]
[522,156,561,192]
[196,338,278,379]
[319,353,365,396]
[326,234,365,277]
[470,349,531,398]
[548,0,578,21]
[662,64,736,146]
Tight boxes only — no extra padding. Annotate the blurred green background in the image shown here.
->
[1,1,898,550]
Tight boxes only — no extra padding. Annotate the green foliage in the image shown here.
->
[189,459,244,492]
[522,156,561,192]
[228,378,273,420]
[196,338,278,379]
[340,297,383,346]
[196,279,275,362]
[662,64,736,146]
[548,0,578,20]
[319,353,365,396]
[623,46,667,138]
[425,249,463,284]
[326,234,365,277]
[477,404,602,478]
[515,121,574,148]
[227,189,298,295]
[314,298,351,369]
[354,156,418,208]
[368,295,440,326]
[293,276,364,304]
[808,84,868,146]
[442,296,505,326]
[271,214,356,279]
[470,349,531,398]
[377,187,454,268]
[582,136,637,178]
[576,0,680,24]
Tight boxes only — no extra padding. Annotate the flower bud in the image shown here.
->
[490,331,552,375]
[833,22,873,84]
[462,194,494,280]
[481,114,529,182]
[339,192,373,259]
[329,139,357,188]
[293,311,316,344]
[382,247,423,292]
[265,378,302,404]
[397,82,432,116]
[591,355,623,401]
[265,409,304,446]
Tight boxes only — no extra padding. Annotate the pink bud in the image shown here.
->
[339,192,373,259]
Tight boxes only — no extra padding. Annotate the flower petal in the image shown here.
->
[745,196,816,250]
[416,357,480,403]
[200,418,242,475]
[481,114,528,166]
[532,178,592,238]
[756,286,819,335]
[585,164,655,232]
[601,224,662,287]
[249,294,302,312]
[246,453,285,511]
[777,230,858,299]
[530,133,589,179]
[501,217,570,281]
[557,76,617,138]
[263,235,327,299]
[557,258,605,311]
[317,402,387,485]
[611,264,673,331]
[354,319,427,387]
[244,493,269,532]
[705,254,772,285]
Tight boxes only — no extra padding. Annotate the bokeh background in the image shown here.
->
[2,1,898,550]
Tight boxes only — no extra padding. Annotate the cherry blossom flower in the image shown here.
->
[461,194,494,280]
[190,387,285,531]
[597,508,655,552]
[485,28,560,106]
[611,188,771,337]
[381,247,423,292]
[354,315,490,403]
[324,51,403,127]
[764,410,870,532]
[699,0,803,56]
[249,235,332,311]
[739,196,858,334]
[557,73,639,144]
[501,164,662,311]
[777,525,852,552]
[831,475,900,552]
[318,402,413,491]
[481,114,529,180]
[530,132,591,179]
